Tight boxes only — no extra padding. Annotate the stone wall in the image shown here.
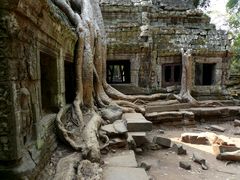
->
[0,0,77,178]
[101,0,231,97]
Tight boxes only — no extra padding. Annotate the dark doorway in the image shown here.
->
[195,63,216,85]
[40,52,58,114]
[64,61,76,104]
[162,64,182,87]
[107,60,131,84]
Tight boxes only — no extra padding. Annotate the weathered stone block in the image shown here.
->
[103,167,149,180]
[128,132,148,146]
[179,161,191,170]
[153,136,171,148]
[122,113,152,132]
[212,144,240,156]
[104,150,138,168]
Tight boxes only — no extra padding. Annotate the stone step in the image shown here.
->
[128,132,148,147]
[146,103,191,113]
[103,167,149,180]
[122,113,152,132]
[145,111,195,126]
[103,150,138,168]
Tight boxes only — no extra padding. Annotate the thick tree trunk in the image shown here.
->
[177,48,197,104]
[53,0,173,162]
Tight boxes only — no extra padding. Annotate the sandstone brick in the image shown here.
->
[153,136,171,148]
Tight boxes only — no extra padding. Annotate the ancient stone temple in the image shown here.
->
[0,0,77,178]
[101,0,231,98]
[0,0,234,179]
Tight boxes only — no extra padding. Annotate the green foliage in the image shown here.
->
[226,0,239,11]
[227,0,240,74]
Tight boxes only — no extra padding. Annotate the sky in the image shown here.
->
[204,0,229,30]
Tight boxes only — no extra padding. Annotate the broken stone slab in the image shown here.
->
[100,120,127,137]
[113,120,128,133]
[128,132,148,147]
[153,136,171,148]
[171,143,187,155]
[181,132,218,145]
[122,113,152,132]
[212,144,240,156]
[103,167,149,180]
[216,150,240,161]
[179,161,191,170]
[234,119,240,127]
[192,153,208,170]
[206,125,226,132]
[101,106,123,122]
[213,135,236,146]
[104,150,138,168]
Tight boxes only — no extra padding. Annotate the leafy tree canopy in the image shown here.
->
[226,0,240,74]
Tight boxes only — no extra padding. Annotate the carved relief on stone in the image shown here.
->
[19,87,33,145]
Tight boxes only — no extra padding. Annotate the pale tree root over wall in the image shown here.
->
[53,0,225,163]
[53,0,172,162]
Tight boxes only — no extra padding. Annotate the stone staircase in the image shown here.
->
[145,101,240,125]
[123,113,152,147]
[103,150,149,180]
[145,102,196,126]
[102,113,153,180]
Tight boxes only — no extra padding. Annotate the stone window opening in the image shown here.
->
[107,60,131,84]
[162,64,182,87]
[195,63,216,86]
[64,60,76,104]
[40,52,58,115]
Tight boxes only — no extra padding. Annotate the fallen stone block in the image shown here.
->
[101,120,127,137]
[113,120,128,133]
[104,150,138,168]
[153,136,171,148]
[192,153,208,170]
[213,135,236,146]
[101,106,122,122]
[181,132,217,145]
[171,143,187,155]
[123,113,152,132]
[179,161,191,170]
[216,150,240,161]
[128,132,148,147]
[234,119,240,127]
[207,125,226,132]
[103,167,149,180]
[212,144,240,156]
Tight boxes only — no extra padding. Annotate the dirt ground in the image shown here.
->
[138,122,240,180]
[38,122,240,180]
